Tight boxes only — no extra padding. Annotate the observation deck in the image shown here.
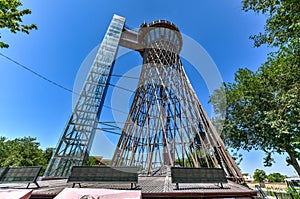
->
[119,20,183,55]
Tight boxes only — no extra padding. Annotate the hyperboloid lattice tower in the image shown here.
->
[112,20,243,183]
[45,14,244,183]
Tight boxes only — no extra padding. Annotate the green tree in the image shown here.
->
[253,169,267,182]
[40,147,54,174]
[0,136,45,167]
[84,156,99,166]
[0,137,6,164]
[0,0,37,48]
[210,0,300,176]
[0,136,54,175]
[242,0,300,50]
[267,173,286,182]
[43,147,54,163]
[253,169,267,187]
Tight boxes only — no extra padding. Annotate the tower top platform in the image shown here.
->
[138,20,183,54]
[119,19,183,53]
[141,20,180,32]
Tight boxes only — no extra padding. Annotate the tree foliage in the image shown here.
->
[0,136,43,167]
[210,0,300,175]
[267,172,286,182]
[175,149,214,168]
[253,169,267,183]
[0,0,37,48]
[242,0,300,51]
[0,136,53,174]
[84,156,99,166]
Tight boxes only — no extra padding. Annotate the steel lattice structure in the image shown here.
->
[45,14,244,183]
[112,21,244,183]
[44,15,125,177]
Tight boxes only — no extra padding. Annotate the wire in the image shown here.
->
[110,74,139,80]
[0,52,135,114]
[109,83,136,93]
[0,53,137,93]
[102,104,129,115]
[0,52,76,95]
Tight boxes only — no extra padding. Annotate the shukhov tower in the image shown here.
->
[112,20,243,183]
[45,14,244,183]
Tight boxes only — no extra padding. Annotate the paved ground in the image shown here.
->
[0,177,257,198]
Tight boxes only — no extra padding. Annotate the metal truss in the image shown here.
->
[44,15,125,177]
[112,20,244,183]
[45,15,244,183]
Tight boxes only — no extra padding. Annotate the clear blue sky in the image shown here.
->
[0,0,297,177]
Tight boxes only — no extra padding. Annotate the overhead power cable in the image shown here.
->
[0,52,76,95]
[109,83,136,93]
[102,104,129,115]
[110,74,139,79]
[0,52,135,115]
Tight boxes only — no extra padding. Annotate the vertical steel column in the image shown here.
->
[44,15,125,177]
